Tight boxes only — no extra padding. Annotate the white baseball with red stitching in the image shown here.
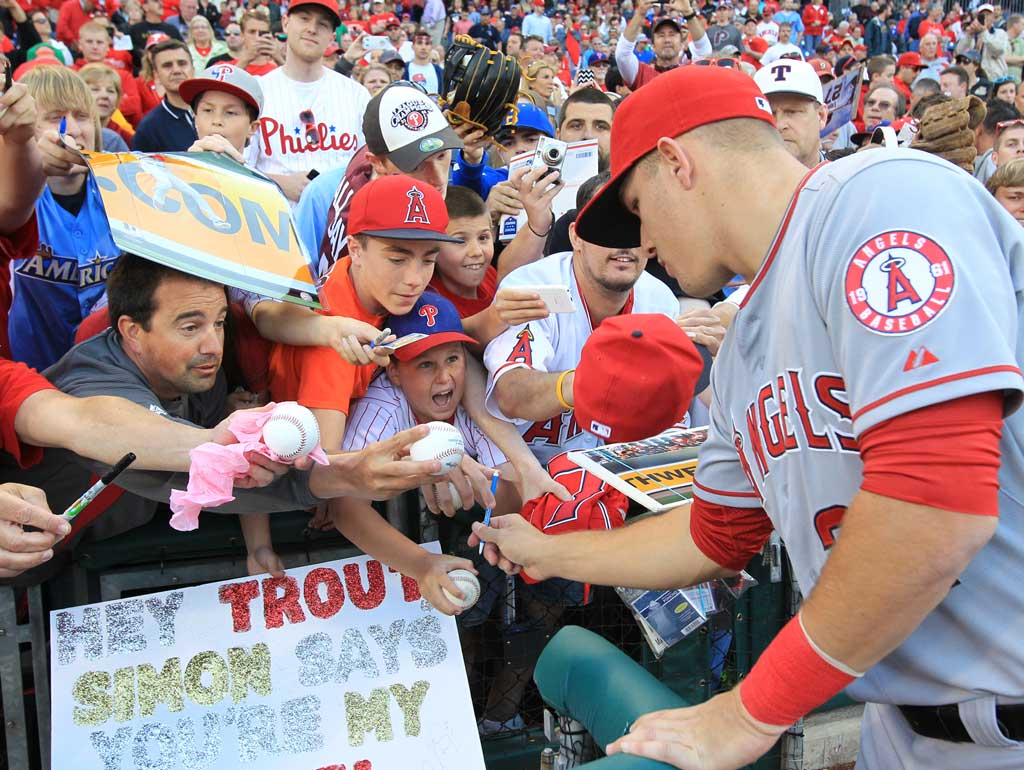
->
[442,569,480,610]
[410,421,465,475]
[262,403,321,461]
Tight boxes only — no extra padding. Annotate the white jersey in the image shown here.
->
[761,41,803,64]
[757,19,780,44]
[694,150,1024,708]
[245,67,371,179]
[341,372,508,469]
[484,251,679,467]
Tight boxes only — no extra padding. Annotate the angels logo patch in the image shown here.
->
[844,230,955,336]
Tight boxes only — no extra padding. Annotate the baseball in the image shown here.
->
[409,421,465,475]
[442,569,480,610]
[262,403,320,461]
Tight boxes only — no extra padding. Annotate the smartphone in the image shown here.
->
[375,332,428,354]
[363,35,391,50]
[518,285,575,314]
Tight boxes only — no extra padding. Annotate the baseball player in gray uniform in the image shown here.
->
[471,66,1024,769]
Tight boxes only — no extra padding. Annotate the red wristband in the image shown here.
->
[739,614,858,726]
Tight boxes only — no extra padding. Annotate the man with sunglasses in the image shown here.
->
[244,0,370,204]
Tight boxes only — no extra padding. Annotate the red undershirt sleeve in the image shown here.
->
[689,496,775,572]
[858,391,1004,516]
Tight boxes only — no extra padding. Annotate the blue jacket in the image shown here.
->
[9,176,120,370]
[450,149,508,202]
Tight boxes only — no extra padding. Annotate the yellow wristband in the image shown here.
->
[555,369,575,411]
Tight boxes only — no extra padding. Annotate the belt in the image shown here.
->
[898,703,1024,744]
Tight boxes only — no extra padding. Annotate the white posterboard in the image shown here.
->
[49,545,485,770]
[821,65,864,137]
[498,138,600,242]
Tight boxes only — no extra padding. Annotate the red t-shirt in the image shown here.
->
[229,58,278,76]
[1,216,55,468]
[742,35,769,69]
[917,19,944,40]
[428,265,498,319]
[802,3,829,36]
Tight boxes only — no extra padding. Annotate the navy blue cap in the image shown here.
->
[388,292,477,361]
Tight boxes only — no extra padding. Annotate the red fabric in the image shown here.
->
[893,75,912,105]
[74,60,143,125]
[741,35,769,69]
[56,0,111,45]
[740,614,856,726]
[428,264,497,319]
[229,58,279,76]
[801,3,829,36]
[689,496,774,571]
[859,392,1003,516]
[917,19,944,40]
[0,214,38,360]
[0,359,55,468]
[520,451,628,589]
[135,76,162,116]
[231,303,271,394]
[0,34,13,53]
[74,306,110,343]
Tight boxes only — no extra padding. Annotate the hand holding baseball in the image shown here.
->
[415,555,478,615]
[424,455,496,517]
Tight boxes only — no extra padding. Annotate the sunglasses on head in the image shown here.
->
[997,119,1024,137]
[695,57,739,68]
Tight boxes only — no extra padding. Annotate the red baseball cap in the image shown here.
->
[145,31,171,48]
[808,57,834,80]
[348,175,463,242]
[897,51,924,69]
[573,314,712,443]
[289,0,341,27]
[575,67,775,248]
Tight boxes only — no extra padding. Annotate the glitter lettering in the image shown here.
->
[137,657,184,717]
[227,643,273,702]
[343,561,387,610]
[389,681,430,737]
[73,671,112,726]
[144,592,184,648]
[132,721,176,770]
[263,576,307,629]
[183,651,229,707]
[218,580,260,633]
[344,687,393,746]
[368,621,405,675]
[89,726,132,770]
[304,567,346,619]
[56,607,103,665]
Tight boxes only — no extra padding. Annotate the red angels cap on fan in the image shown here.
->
[348,174,463,242]
[573,313,712,443]
[575,67,776,248]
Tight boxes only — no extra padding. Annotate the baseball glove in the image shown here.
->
[442,35,522,136]
[911,95,986,172]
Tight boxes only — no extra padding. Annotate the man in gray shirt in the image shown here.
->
[14,254,443,543]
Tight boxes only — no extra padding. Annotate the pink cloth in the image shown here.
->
[168,402,329,531]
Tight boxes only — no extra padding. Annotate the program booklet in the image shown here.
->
[567,427,708,513]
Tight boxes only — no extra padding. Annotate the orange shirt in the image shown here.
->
[268,257,385,414]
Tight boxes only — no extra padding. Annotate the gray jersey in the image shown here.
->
[695,149,1024,706]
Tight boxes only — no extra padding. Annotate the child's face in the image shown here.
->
[436,215,494,293]
[194,90,258,151]
[389,342,466,422]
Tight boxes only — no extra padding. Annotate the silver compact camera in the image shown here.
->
[533,136,568,178]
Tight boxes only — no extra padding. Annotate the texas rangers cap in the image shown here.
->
[363,82,463,173]
[754,59,824,103]
[348,174,463,243]
[573,314,712,443]
[575,67,776,248]
[179,63,264,113]
[387,292,476,361]
[289,0,341,27]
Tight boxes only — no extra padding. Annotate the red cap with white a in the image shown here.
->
[348,175,462,242]
[575,67,776,249]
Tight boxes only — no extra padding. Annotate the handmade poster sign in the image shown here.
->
[49,546,485,770]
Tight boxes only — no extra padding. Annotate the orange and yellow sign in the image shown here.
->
[85,151,320,308]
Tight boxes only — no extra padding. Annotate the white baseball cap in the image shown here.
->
[754,59,824,104]
[977,3,995,13]
[362,83,463,173]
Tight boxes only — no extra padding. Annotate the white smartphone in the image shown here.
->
[363,35,391,50]
[518,285,575,314]
[376,332,427,354]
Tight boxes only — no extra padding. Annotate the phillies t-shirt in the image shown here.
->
[406,61,440,94]
[245,67,371,179]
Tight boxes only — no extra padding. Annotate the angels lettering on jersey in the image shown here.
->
[733,369,858,501]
